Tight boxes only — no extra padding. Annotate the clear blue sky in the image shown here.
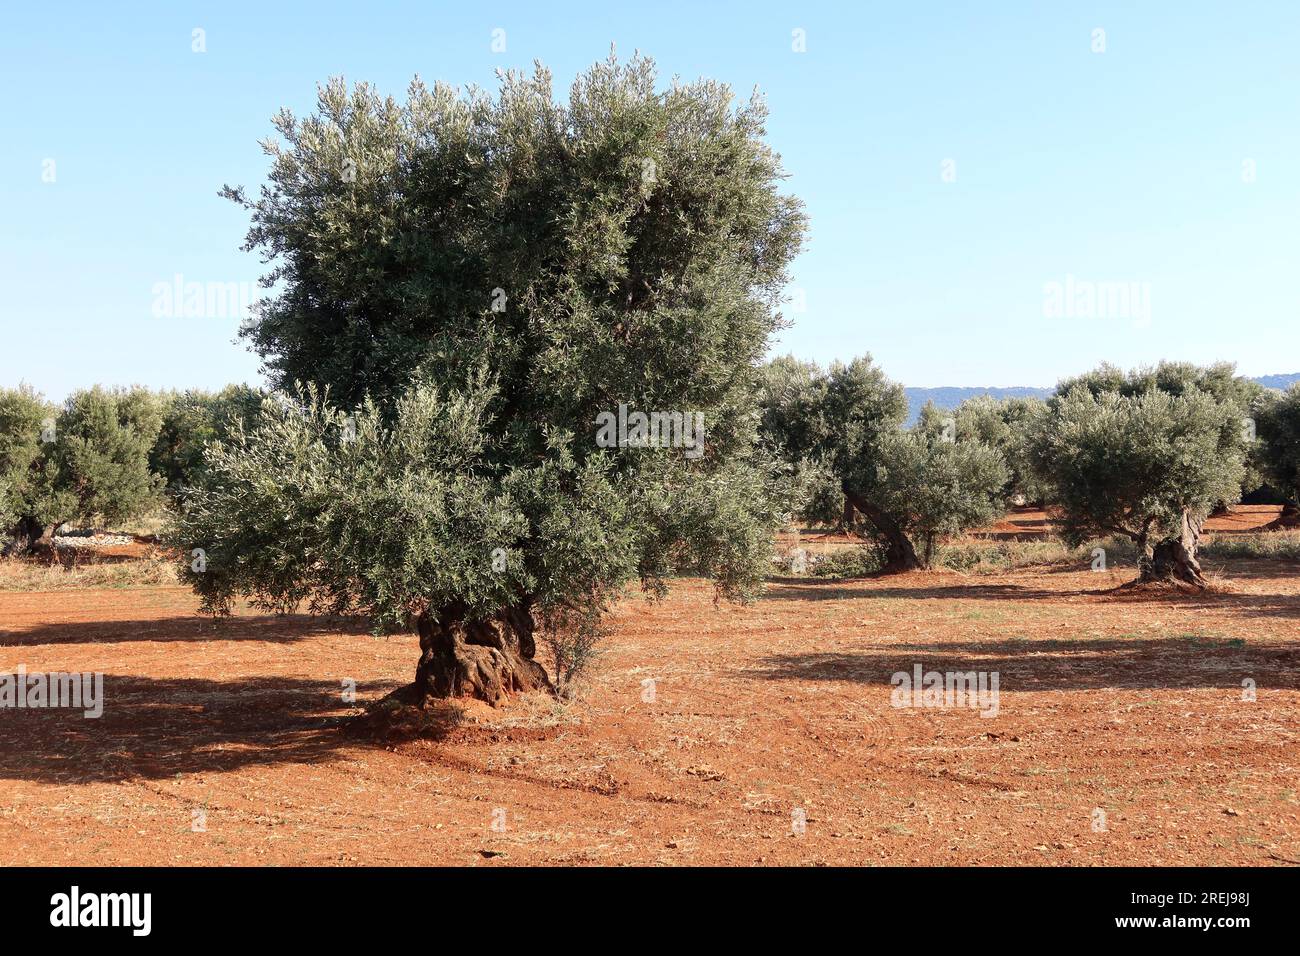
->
[3,1,1298,400]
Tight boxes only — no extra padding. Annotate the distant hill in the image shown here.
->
[904,387,1052,424]
[904,373,1300,425]
[1252,373,1300,391]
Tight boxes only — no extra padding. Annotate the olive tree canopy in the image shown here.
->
[1,385,163,554]
[1031,363,1251,588]
[172,53,807,704]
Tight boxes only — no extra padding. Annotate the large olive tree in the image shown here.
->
[172,54,807,704]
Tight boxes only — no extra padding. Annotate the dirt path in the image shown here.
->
[1,564,1298,865]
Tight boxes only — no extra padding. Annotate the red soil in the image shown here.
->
[1,558,1298,866]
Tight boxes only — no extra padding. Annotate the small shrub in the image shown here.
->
[538,603,609,698]
[809,546,883,579]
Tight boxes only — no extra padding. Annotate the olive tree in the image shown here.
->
[1055,361,1263,511]
[866,427,1009,567]
[54,386,165,528]
[757,355,845,527]
[1031,365,1249,588]
[1,385,163,554]
[951,395,1049,505]
[1254,384,1300,515]
[0,386,68,554]
[760,356,1007,570]
[150,384,265,494]
[1056,361,1262,412]
[171,54,806,705]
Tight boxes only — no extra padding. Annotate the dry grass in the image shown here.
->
[934,537,1120,574]
[803,536,1141,578]
[1203,530,1300,562]
[791,525,1300,580]
[0,550,177,592]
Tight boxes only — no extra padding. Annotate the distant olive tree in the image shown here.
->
[1,385,163,554]
[760,357,1007,570]
[171,54,807,705]
[1254,384,1300,514]
[1032,364,1250,588]
[758,355,845,527]
[0,386,68,554]
[150,384,265,494]
[951,395,1049,505]
[55,386,165,527]
[866,426,1009,567]
[1055,361,1263,510]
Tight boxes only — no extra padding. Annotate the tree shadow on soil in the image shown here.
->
[0,673,463,785]
[764,579,1068,602]
[763,574,1300,620]
[743,635,1300,691]
[0,614,372,647]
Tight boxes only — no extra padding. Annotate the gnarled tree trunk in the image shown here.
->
[1140,511,1208,589]
[2,517,52,558]
[413,600,552,705]
[842,484,922,572]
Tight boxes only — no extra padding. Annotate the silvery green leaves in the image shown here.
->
[169,381,527,629]
[227,53,805,448]
[168,379,785,660]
